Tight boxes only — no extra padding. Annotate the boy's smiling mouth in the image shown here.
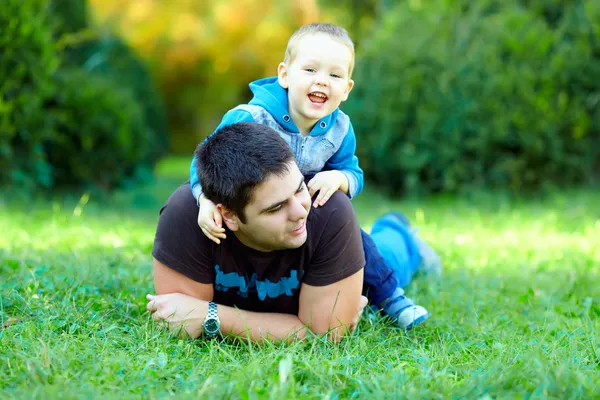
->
[308,92,328,104]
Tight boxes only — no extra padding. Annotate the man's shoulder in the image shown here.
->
[301,191,364,287]
[307,191,356,231]
[153,183,215,284]
[322,191,354,214]
[161,183,197,214]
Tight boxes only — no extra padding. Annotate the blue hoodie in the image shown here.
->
[190,77,364,200]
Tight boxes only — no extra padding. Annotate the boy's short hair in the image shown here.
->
[195,122,295,223]
[283,23,355,77]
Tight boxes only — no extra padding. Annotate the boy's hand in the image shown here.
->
[198,194,226,244]
[307,171,349,208]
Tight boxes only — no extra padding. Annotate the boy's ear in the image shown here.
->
[277,62,289,89]
[341,79,355,102]
[216,204,240,232]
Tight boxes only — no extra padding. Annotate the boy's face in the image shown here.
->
[278,33,354,131]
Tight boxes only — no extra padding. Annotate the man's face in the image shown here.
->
[278,33,354,131]
[230,162,311,252]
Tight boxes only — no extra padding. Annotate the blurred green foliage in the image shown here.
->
[46,68,155,189]
[63,37,168,163]
[49,0,88,36]
[0,0,59,189]
[90,0,323,153]
[345,0,600,194]
[2,0,598,194]
[0,0,167,191]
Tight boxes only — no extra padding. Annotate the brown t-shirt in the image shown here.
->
[152,184,365,315]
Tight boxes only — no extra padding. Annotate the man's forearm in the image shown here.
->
[148,293,309,342]
[149,265,364,343]
[218,304,308,342]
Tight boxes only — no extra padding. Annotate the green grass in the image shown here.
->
[1,156,599,399]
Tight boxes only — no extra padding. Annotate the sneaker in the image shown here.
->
[379,288,429,330]
[384,211,443,277]
[397,305,429,330]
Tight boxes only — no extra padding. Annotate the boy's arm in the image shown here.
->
[190,109,256,202]
[323,122,364,198]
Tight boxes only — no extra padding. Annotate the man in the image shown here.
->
[147,123,434,342]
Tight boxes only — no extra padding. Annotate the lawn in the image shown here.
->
[1,157,599,399]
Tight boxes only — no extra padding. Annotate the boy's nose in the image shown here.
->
[314,73,329,86]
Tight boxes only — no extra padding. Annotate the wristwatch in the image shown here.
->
[202,301,221,338]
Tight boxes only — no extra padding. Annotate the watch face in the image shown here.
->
[204,319,220,335]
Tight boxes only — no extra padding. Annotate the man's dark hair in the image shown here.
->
[195,122,295,223]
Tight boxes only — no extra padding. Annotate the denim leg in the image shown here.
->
[361,229,399,305]
[370,214,422,288]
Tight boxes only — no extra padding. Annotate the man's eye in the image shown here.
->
[268,205,282,213]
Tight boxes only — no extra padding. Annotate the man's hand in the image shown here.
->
[307,171,349,208]
[146,293,207,339]
[198,194,226,244]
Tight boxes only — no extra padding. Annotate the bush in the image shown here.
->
[63,37,169,163]
[0,0,59,188]
[50,0,168,168]
[48,0,88,36]
[0,0,167,191]
[45,69,154,188]
[345,0,600,194]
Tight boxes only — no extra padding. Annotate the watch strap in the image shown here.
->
[203,301,220,338]
[207,301,218,320]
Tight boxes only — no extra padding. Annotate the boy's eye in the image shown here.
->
[268,205,282,213]
[330,74,341,78]
[305,68,315,73]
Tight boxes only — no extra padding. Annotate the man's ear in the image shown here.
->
[216,204,240,232]
[277,62,289,89]
[341,78,354,102]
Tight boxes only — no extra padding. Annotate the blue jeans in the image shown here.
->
[361,214,422,305]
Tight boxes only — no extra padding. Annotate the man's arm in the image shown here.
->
[153,257,214,300]
[149,259,363,342]
[298,266,364,340]
[152,258,307,341]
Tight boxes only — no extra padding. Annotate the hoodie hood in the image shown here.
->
[248,77,338,136]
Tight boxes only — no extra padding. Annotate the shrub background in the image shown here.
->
[345,0,600,194]
[2,0,599,194]
[0,0,167,191]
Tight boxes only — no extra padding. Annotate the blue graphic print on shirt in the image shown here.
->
[214,264,300,300]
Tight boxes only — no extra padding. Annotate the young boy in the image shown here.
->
[189,23,441,329]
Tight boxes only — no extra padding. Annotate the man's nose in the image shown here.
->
[289,195,309,221]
